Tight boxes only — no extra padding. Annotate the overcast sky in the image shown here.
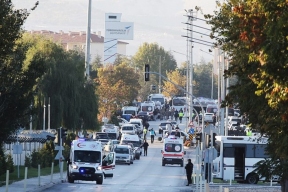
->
[12,0,219,66]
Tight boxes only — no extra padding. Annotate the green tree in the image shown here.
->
[20,33,99,132]
[206,1,288,190]
[133,42,177,84]
[0,1,42,166]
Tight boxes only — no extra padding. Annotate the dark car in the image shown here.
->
[95,132,110,140]
[137,111,153,121]
[158,122,172,134]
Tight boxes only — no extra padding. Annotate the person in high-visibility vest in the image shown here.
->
[179,111,184,123]
[246,129,252,136]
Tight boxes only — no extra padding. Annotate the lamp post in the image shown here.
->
[43,98,46,131]
[85,0,92,78]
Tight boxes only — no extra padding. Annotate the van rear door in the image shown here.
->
[102,152,115,178]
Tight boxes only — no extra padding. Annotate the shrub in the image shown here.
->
[24,154,32,168]
[31,149,40,168]
[6,154,14,173]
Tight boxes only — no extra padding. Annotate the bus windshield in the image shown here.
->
[172,98,186,106]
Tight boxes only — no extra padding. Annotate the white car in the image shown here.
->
[118,118,129,127]
[204,113,214,123]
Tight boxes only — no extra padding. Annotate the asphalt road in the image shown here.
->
[42,118,194,192]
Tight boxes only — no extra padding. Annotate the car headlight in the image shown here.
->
[96,166,102,171]
[72,164,78,169]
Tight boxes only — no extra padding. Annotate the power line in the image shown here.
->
[182,22,211,31]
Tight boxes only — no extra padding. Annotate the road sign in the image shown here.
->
[13,144,23,154]
[54,151,64,160]
[189,128,195,134]
[55,146,64,150]
[204,148,218,163]
[189,121,194,126]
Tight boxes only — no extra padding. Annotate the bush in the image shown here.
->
[24,154,32,168]
[31,149,40,168]
[0,147,6,176]
[6,154,14,173]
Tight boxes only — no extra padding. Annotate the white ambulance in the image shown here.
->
[161,136,186,167]
[67,138,115,184]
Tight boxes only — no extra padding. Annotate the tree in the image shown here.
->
[133,43,177,74]
[0,1,42,144]
[162,70,186,97]
[96,63,140,121]
[206,1,288,190]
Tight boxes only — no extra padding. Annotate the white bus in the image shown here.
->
[171,97,187,112]
[213,136,277,184]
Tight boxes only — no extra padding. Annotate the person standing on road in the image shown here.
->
[185,159,193,186]
[149,128,156,143]
[143,127,148,140]
[142,140,149,156]
[179,111,184,123]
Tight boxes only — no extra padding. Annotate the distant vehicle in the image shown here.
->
[204,113,214,123]
[206,104,218,114]
[117,118,129,127]
[98,139,110,150]
[94,132,110,140]
[171,97,187,112]
[213,136,279,184]
[122,106,139,117]
[137,111,153,121]
[148,94,165,107]
[158,122,173,134]
[169,130,189,141]
[104,140,120,152]
[129,118,144,133]
[101,124,119,139]
[120,134,142,158]
[121,124,137,135]
[113,144,134,165]
[140,101,155,118]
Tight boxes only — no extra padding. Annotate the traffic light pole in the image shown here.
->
[146,71,205,184]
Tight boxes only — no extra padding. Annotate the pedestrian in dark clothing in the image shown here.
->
[142,140,149,156]
[185,159,193,186]
[174,110,179,122]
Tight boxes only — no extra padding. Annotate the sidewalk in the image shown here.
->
[0,172,66,192]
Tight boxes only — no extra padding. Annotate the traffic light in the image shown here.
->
[205,134,211,148]
[212,133,217,147]
[150,85,156,91]
[61,127,68,140]
[144,64,150,81]
[195,133,202,142]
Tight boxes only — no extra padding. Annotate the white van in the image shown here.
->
[121,124,137,135]
[120,134,142,159]
[129,118,143,133]
[67,138,115,184]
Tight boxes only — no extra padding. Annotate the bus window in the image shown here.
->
[245,144,255,158]
[223,147,234,157]
[255,145,269,158]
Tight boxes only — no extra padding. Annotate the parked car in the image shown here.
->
[94,132,110,140]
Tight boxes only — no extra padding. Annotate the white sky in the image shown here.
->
[12,0,218,66]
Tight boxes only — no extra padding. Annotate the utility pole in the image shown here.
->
[159,55,161,94]
[85,0,92,78]
[43,98,46,131]
[48,97,50,131]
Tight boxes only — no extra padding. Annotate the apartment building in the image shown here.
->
[28,30,128,64]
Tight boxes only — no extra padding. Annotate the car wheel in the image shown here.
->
[96,177,103,185]
[67,173,74,183]
[162,161,165,166]
[246,173,259,184]
[180,162,184,167]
